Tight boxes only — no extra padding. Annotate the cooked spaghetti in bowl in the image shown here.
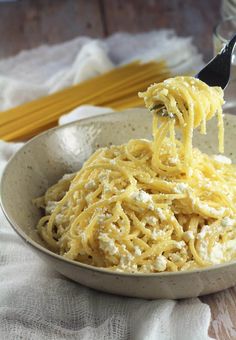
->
[33,76,236,273]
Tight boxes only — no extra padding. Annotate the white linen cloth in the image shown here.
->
[0,31,213,340]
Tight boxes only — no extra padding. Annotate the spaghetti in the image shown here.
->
[0,61,171,141]
[34,76,236,273]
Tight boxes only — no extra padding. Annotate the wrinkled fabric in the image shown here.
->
[0,30,203,111]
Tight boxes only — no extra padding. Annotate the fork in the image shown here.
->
[196,33,236,89]
[152,34,236,116]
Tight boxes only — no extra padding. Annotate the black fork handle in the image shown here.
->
[222,33,236,56]
[196,33,236,88]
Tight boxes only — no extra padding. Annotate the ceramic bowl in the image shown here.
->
[1,108,236,299]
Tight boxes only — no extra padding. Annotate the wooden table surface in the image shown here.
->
[0,1,235,339]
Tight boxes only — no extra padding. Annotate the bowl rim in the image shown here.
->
[1,108,236,278]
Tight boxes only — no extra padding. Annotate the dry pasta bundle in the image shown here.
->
[0,61,171,141]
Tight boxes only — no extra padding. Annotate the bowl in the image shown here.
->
[1,108,236,299]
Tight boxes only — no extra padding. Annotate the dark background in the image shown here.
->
[0,0,221,60]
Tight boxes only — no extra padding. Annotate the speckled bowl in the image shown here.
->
[1,108,236,299]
